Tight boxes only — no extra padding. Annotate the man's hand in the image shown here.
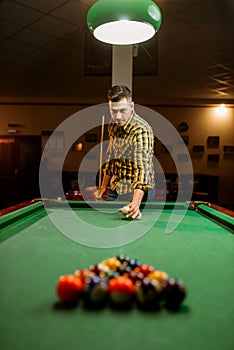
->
[119,188,144,220]
[95,187,107,199]
[95,174,111,199]
[119,204,142,220]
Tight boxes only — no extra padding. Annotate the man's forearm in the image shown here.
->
[132,188,144,206]
[100,174,111,191]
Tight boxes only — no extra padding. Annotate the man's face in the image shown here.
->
[109,98,134,125]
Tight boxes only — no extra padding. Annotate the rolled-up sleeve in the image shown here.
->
[132,128,154,191]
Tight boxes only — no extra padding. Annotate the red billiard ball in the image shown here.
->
[108,276,135,306]
[57,274,83,304]
[74,269,96,281]
[134,264,155,277]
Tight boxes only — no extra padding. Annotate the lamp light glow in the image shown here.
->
[216,103,227,116]
[87,0,162,45]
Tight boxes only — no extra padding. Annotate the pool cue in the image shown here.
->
[98,115,105,194]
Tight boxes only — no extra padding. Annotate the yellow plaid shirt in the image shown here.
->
[103,112,155,195]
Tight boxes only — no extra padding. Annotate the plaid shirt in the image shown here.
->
[103,112,155,195]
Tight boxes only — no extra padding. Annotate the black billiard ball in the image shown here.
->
[83,275,109,307]
[100,268,120,281]
[128,270,145,283]
[117,264,132,276]
[116,254,131,264]
[135,277,162,310]
[126,258,142,269]
[162,278,187,310]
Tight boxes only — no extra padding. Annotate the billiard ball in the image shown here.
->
[83,276,109,307]
[161,278,187,310]
[98,262,120,280]
[147,270,169,284]
[57,274,83,304]
[128,270,145,283]
[119,205,131,216]
[135,212,142,220]
[89,262,110,276]
[135,264,155,277]
[101,269,120,281]
[117,264,132,276]
[102,257,121,270]
[108,276,134,307]
[126,258,142,269]
[116,254,131,264]
[74,269,96,281]
[135,277,162,310]
[119,206,142,220]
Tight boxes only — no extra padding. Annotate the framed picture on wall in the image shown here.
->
[207,154,219,162]
[223,146,234,159]
[207,136,219,148]
[223,145,234,153]
[193,145,204,153]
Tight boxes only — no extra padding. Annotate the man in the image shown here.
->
[97,85,155,220]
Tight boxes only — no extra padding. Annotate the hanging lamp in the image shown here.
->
[87,0,162,45]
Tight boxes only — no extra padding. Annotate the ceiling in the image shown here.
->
[0,0,234,106]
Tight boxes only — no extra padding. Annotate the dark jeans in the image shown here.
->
[103,188,155,202]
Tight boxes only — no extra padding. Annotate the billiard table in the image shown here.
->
[0,200,233,350]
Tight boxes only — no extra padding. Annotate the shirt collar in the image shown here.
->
[122,112,135,133]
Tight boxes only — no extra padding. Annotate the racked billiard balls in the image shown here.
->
[57,274,83,304]
[108,276,134,307]
[135,277,162,310]
[162,278,187,310]
[83,275,109,307]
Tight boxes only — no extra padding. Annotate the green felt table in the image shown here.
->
[0,200,233,350]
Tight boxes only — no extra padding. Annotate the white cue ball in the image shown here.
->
[120,205,130,215]
[136,212,142,220]
[119,206,142,220]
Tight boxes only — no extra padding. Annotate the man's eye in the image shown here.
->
[111,109,127,114]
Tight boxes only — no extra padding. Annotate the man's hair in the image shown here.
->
[107,85,132,102]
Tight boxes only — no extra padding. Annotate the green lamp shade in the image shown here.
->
[87,0,162,45]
